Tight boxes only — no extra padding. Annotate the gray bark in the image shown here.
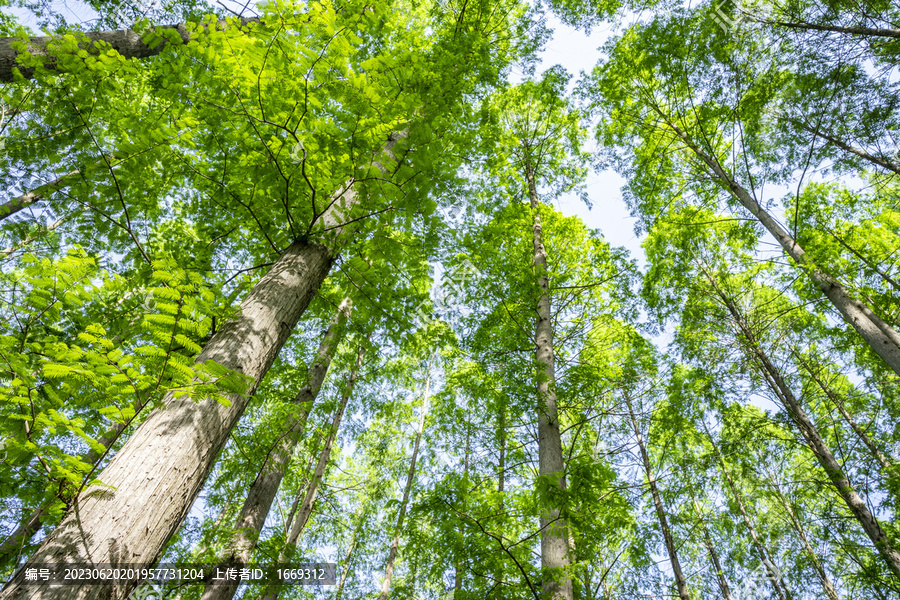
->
[700,264,900,582]
[657,111,900,379]
[0,239,332,600]
[378,362,432,600]
[526,160,573,600]
[625,394,692,600]
[277,341,364,560]
[199,297,352,600]
[704,421,792,600]
[761,463,841,600]
[0,18,259,82]
[689,494,733,600]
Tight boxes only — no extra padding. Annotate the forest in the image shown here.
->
[0,0,898,597]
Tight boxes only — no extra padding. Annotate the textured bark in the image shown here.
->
[199,298,352,600]
[657,111,900,378]
[378,365,431,600]
[795,351,899,479]
[625,394,692,600]
[0,239,332,600]
[525,160,573,600]
[0,18,259,82]
[279,342,364,557]
[700,265,900,582]
[689,494,733,600]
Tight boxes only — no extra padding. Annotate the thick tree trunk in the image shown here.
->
[656,109,900,378]
[0,239,332,600]
[0,131,407,600]
[199,298,352,600]
[0,18,259,82]
[378,362,432,600]
[525,161,573,600]
[700,265,900,582]
[0,389,152,565]
[689,494,733,600]
[625,394,692,600]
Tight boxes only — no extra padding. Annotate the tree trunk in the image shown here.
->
[0,130,407,600]
[794,350,899,479]
[525,159,573,600]
[0,18,259,82]
[655,108,900,379]
[0,239,332,600]
[199,298,353,600]
[280,342,364,558]
[699,264,900,583]
[378,361,432,600]
[624,393,692,600]
[0,169,84,221]
[689,494,733,600]
[761,463,841,600]
[333,511,363,600]
[703,420,792,600]
[0,388,153,565]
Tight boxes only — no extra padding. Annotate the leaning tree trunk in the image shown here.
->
[0,131,408,600]
[702,421,792,600]
[689,493,734,600]
[0,18,259,82]
[525,159,573,600]
[654,107,900,379]
[265,341,366,575]
[760,462,841,600]
[199,298,353,600]
[378,361,432,600]
[0,239,332,600]
[624,393,692,600]
[699,263,900,583]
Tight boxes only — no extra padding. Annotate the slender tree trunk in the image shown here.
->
[454,419,470,597]
[689,494,733,600]
[748,16,900,38]
[699,264,900,582]
[703,420,792,600]
[0,169,83,221]
[791,120,900,174]
[794,350,899,479]
[624,393,692,600]
[279,342,365,558]
[655,107,900,378]
[378,361,432,600]
[199,298,353,600]
[525,159,573,600]
[0,240,332,600]
[0,18,259,82]
[333,510,363,600]
[761,463,841,600]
